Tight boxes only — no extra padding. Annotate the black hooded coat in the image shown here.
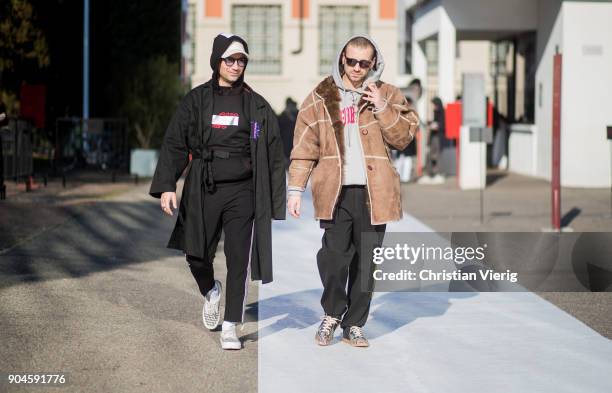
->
[149,34,286,284]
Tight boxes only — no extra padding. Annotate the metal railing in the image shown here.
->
[54,118,129,178]
[1,118,34,199]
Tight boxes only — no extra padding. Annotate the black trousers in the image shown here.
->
[186,178,254,323]
[317,186,386,328]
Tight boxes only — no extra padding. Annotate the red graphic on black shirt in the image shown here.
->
[212,112,240,129]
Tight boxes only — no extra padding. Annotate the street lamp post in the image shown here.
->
[83,0,89,121]
[608,126,612,218]
[83,0,90,157]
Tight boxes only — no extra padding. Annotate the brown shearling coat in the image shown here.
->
[288,76,419,225]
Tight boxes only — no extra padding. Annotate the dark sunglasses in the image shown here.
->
[222,57,248,67]
[344,56,373,69]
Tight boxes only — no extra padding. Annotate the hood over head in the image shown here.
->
[332,34,385,93]
[210,33,249,90]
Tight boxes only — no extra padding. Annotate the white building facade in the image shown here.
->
[405,0,612,188]
[188,0,403,112]
[186,0,612,187]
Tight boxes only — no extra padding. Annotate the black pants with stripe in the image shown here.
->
[317,185,386,328]
[186,178,254,323]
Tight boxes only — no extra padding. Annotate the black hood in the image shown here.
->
[210,33,249,90]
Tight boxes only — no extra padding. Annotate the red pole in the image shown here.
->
[552,53,562,230]
[456,124,460,187]
[416,129,422,177]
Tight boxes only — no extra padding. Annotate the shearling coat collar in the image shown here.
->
[288,75,419,224]
[314,76,384,161]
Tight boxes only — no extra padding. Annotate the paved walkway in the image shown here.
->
[1,170,611,392]
[402,170,612,232]
[0,180,257,393]
[402,171,612,337]
[259,189,612,393]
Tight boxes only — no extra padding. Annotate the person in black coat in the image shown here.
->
[277,97,298,169]
[423,96,446,182]
[149,33,286,350]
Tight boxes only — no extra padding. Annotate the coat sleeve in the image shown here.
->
[287,92,320,191]
[266,103,287,220]
[149,94,192,199]
[373,85,420,151]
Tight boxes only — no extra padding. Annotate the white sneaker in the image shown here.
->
[202,280,222,330]
[417,176,433,185]
[431,174,445,184]
[220,325,242,350]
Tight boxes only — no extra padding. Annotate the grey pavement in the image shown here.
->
[402,169,612,232]
[401,170,612,338]
[0,171,138,252]
[1,168,610,392]
[0,181,257,393]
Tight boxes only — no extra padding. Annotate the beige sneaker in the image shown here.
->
[315,316,340,346]
[342,326,369,348]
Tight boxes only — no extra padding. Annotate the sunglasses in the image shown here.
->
[222,57,248,67]
[344,56,373,69]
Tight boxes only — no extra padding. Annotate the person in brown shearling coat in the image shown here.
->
[287,35,419,347]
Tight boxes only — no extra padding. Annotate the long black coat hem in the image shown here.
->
[149,80,286,284]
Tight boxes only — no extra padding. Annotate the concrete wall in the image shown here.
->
[411,0,537,124]
[454,41,491,96]
[411,0,612,187]
[560,1,612,187]
[442,0,538,31]
[421,41,493,118]
[192,0,399,112]
[535,0,611,187]
[413,0,443,41]
[534,0,563,182]
[509,124,538,177]
[413,0,537,40]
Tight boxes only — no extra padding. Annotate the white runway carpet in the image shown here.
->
[257,189,612,393]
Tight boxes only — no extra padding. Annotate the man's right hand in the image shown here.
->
[287,194,301,218]
[160,192,178,216]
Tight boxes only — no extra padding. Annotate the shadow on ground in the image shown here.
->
[0,197,179,291]
[243,289,477,342]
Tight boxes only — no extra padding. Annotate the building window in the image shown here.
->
[516,33,536,123]
[184,2,196,84]
[231,5,282,74]
[424,39,438,76]
[489,41,511,77]
[319,5,369,75]
[400,10,413,75]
